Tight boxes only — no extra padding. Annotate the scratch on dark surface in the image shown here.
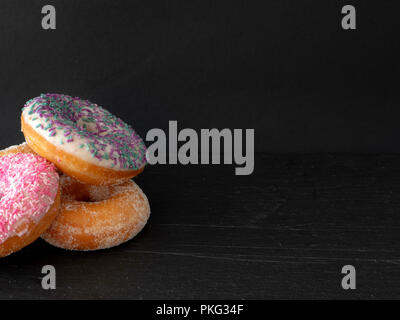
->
[122,249,331,264]
[123,249,400,265]
[155,223,400,231]
[175,244,396,253]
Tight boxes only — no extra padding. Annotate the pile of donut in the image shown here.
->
[0,93,150,257]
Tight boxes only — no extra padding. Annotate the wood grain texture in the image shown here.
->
[1,153,400,299]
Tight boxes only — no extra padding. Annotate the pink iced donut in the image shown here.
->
[0,153,61,257]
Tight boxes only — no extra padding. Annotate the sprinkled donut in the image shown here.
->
[41,175,150,251]
[21,93,147,185]
[0,153,60,257]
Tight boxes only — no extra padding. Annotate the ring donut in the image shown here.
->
[41,175,150,251]
[21,93,147,186]
[0,153,60,257]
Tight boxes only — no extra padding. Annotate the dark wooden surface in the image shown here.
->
[1,153,400,299]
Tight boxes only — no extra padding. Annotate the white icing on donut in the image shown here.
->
[22,94,147,171]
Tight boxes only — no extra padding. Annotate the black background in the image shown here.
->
[0,0,399,152]
[1,0,400,300]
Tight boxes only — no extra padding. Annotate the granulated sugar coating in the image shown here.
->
[41,175,150,250]
[0,153,59,244]
[0,142,34,156]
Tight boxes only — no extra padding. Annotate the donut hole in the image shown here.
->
[61,175,113,203]
[62,188,93,203]
[73,193,95,203]
[76,119,99,134]
[86,186,112,202]
[63,184,111,203]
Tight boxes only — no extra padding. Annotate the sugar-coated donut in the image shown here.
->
[0,142,34,156]
[41,175,150,251]
[21,93,147,186]
[0,153,60,257]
